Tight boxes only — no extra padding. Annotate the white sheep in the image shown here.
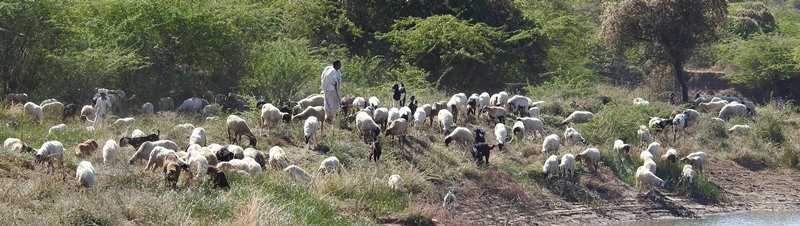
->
[268,146,288,170]
[413,108,426,128]
[444,127,473,147]
[643,158,657,174]
[542,134,560,154]
[34,141,65,171]
[542,155,559,179]
[646,142,662,157]
[388,107,401,122]
[355,111,381,143]
[48,124,67,135]
[438,109,455,134]
[718,102,748,120]
[728,124,751,134]
[613,139,631,154]
[76,161,97,188]
[23,102,43,124]
[478,92,491,113]
[672,113,687,141]
[145,147,178,172]
[228,145,245,159]
[576,148,601,171]
[227,115,257,147]
[388,174,404,190]
[3,138,26,152]
[526,107,541,118]
[40,98,58,106]
[41,101,64,118]
[189,127,207,147]
[202,103,220,117]
[318,156,343,175]
[633,97,650,106]
[187,152,210,183]
[559,154,576,177]
[352,97,367,110]
[131,129,145,138]
[303,116,320,149]
[176,97,206,113]
[128,140,179,165]
[637,125,652,148]
[682,109,700,125]
[742,101,757,116]
[682,165,695,184]
[561,111,594,125]
[368,96,381,108]
[661,148,679,163]
[489,91,509,107]
[112,117,136,130]
[640,150,654,161]
[681,151,707,175]
[447,94,466,122]
[564,127,587,145]
[81,105,96,119]
[512,121,525,144]
[696,100,728,112]
[494,123,508,151]
[284,165,313,181]
[244,148,266,169]
[298,94,325,109]
[636,165,665,189]
[242,157,264,176]
[505,95,532,115]
[373,107,389,129]
[385,118,409,146]
[102,139,119,165]
[712,117,726,125]
[142,102,154,115]
[483,106,507,123]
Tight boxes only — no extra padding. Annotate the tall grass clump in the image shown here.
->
[695,117,729,151]
[754,113,786,146]
[654,160,722,203]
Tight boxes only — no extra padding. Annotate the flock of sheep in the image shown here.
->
[2,86,759,207]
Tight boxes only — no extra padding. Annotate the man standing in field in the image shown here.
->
[320,60,342,124]
[94,88,113,129]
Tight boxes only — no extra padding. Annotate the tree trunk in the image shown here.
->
[674,60,689,103]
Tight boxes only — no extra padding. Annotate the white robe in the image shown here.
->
[94,97,112,128]
[320,66,342,122]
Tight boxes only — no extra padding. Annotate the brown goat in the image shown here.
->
[369,140,382,163]
[162,154,188,189]
[206,165,229,190]
[74,139,99,157]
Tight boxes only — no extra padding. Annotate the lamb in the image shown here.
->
[23,102,43,124]
[444,127,473,147]
[80,105,96,119]
[206,165,230,189]
[74,139,99,157]
[646,142,662,157]
[284,165,313,181]
[643,158,657,174]
[728,124,752,134]
[512,121,525,144]
[564,127,588,145]
[244,148,266,169]
[48,124,67,135]
[633,97,650,106]
[637,125,652,148]
[392,83,407,108]
[216,159,255,178]
[112,117,136,130]
[189,127,207,147]
[718,102,749,120]
[292,106,326,130]
[318,156,343,175]
[559,154,576,177]
[102,139,119,165]
[368,96,381,108]
[483,106,507,124]
[438,109,455,134]
[471,143,496,165]
[613,139,631,154]
[636,165,665,189]
[413,108,426,128]
[369,140,382,163]
[489,91,509,107]
[494,123,508,151]
[76,161,97,188]
[576,148,601,172]
[639,150,654,161]
[561,111,594,125]
[261,103,290,134]
[226,115,257,147]
[681,151,707,175]
[142,102,154,115]
[661,148,678,163]
[443,191,456,208]
[373,107,389,130]
[388,174,404,190]
[268,146,288,170]
[297,94,324,109]
[385,118,409,147]
[355,111,381,143]
[542,155,559,179]
[119,130,160,149]
[34,141,65,172]
[129,140,179,165]
[542,134,560,154]
[682,165,695,184]
[518,117,545,139]
[303,116,320,149]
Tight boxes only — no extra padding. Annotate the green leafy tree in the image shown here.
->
[602,0,728,102]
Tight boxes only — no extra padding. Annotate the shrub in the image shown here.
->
[239,38,319,103]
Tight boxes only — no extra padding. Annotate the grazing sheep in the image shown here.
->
[682,109,700,125]
[542,155,559,179]
[210,144,234,162]
[352,96,367,111]
[4,138,29,153]
[561,111,593,125]
[385,118,409,147]
[163,154,188,188]
[438,109,455,134]
[112,117,136,130]
[661,148,678,163]
[413,108,426,128]
[576,148,601,172]
[303,116,320,149]
[185,152,210,183]
[34,141,65,172]
[542,134,560,154]
[483,106,507,124]
[144,147,177,172]
[564,127,588,145]
[559,154,576,177]
[505,95,533,115]
[226,115,257,147]
[489,91,509,107]
[102,139,119,165]
[518,117,545,139]
[494,123,508,151]
[80,105,96,119]
[613,139,631,154]
[228,145,245,159]
[512,121,525,144]
[158,97,174,112]
[633,97,650,106]
[142,102,154,115]
[637,125,652,148]
[429,102,447,126]
[128,140,178,165]
[682,165,695,184]
[176,97,207,113]
[23,102,43,124]
[243,148,266,169]
[48,124,67,135]
[119,130,160,149]
[373,107,389,130]
[696,100,728,112]
[292,106,326,130]
[742,101,757,116]
[478,92,491,113]
[447,96,464,123]
[681,152,707,175]
[206,165,229,189]
[388,174,404,190]
[467,93,479,115]
[471,143,496,165]
[74,139,99,157]
[718,102,749,120]
[216,160,253,179]
[355,111,381,143]
[526,107,541,118]
[369,140,382,163]
[268,146,288,170]
[643,158,657,174]
[444,127,473,147]
[398,106,412,121]
[392,83,407,108]
[646,142,662,157]
[672,113,687,141]
[76,161,96,188]
[368,96,381,108]
[189,127,207,147]
[261,103,290,133]
[388,107,401,122]
[728,124,752,134]
[318,156,343,175]
[636,166,665,189]
[297,94,325,110]
[284,165,313,181]
[640,150,654,161]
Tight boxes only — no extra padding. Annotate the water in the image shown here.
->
[619,211,800,226]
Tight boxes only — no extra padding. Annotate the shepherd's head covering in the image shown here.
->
[98,88,108,94]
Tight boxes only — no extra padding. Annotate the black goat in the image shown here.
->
[119,130,160,149]
[474,129,486,144]
[392,83,406,107]
[471,143,496,165]
[369,140,382,163]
